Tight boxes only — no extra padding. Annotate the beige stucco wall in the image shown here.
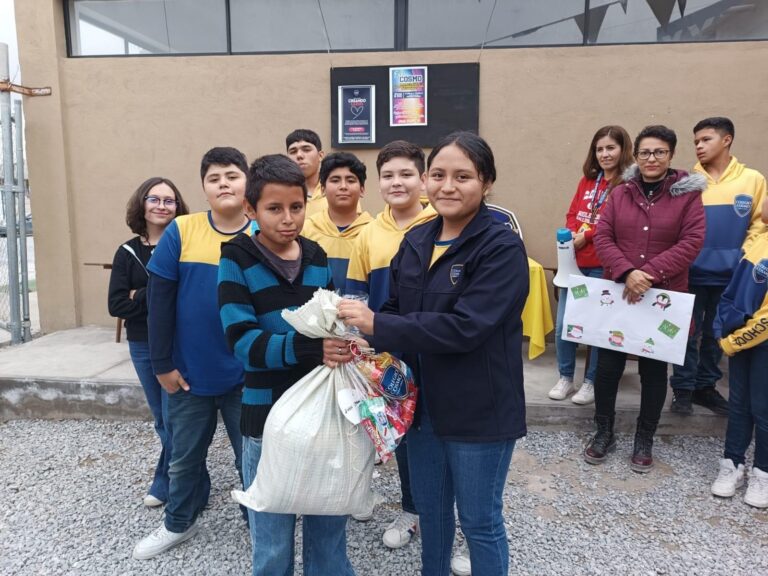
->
[15,1,768,332]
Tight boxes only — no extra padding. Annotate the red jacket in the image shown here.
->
[565,175,613,268]
[594,166,706,293]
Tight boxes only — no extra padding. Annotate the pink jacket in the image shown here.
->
[594,166,706,292]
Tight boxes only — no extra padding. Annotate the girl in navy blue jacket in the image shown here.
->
[340,132,529,576]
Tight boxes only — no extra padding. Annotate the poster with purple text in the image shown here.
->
[389,66,427,127]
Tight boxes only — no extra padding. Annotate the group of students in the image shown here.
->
[109,129,528,575]
[547,118,768,507]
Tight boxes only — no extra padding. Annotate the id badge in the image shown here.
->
[578,222,591,233]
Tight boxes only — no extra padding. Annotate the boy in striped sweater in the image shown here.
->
[217,154,356,575]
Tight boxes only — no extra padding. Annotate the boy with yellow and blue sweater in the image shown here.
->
[133,147,257,560]
[218,154,355,575]
[671,117,767,416]
[302,152,373,289]
[286,128,327,217]
[710,196,768,509]
[346,140,436,549]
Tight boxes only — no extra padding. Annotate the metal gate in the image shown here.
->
[1,43,33,345]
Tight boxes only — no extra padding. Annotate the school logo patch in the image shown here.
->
[449,264,464,286]
[733,194,752,218]
[753,259,768,284]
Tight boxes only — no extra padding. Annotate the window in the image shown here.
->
[65,0,768,57]
[408,0,585,49]
[230,0,394,53]
[68,0,227,56]
[590,0,768,44]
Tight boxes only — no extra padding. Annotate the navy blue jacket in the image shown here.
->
[371,204,529,442]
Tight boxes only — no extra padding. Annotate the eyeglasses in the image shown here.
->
[636,149,670,161]
[145,195,179,208]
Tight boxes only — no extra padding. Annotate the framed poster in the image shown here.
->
[389,66,427,127]
[338,85,376,144]
[561,275,695,365]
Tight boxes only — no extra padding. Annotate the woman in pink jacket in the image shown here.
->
[585,125,706,472]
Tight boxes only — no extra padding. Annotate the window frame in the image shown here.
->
[63,0,768,58]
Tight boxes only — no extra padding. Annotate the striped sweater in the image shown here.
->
[217,233,332,438]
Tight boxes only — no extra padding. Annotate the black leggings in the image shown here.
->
[594,348,668,425]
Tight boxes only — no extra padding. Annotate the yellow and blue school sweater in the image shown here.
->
[689,157,767,286]
[715,232,768,356]
[346,201,436,312]
[147,211,258,395]
[301,209,373,289]
[217,234,332,437]
[306,181,328,218]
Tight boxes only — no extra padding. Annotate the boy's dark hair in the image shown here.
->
[200,147,248,182]
[246,154,307,208]
[634,125,677,156]
[285,129,322,152]
[693,116,735,141]
[126,177,189,238]
[319,152,367,188]
[376,140,425,175]
[427,131,497,184]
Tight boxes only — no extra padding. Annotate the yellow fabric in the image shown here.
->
[305,182,328,218]
[177,212,247,266]
[522,257,554,359]
[346,202,438,284]
[301,210,373,260]
[429,243,452,268]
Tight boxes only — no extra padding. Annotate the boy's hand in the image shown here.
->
[338,299,375,335]
[573,232,587,250]
[157,370,190,394]
[323,338,353,369]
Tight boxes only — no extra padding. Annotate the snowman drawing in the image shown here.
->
[600,290,614,306]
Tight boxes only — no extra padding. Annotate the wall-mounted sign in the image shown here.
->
[338,85,376,144]
[389,66,427,127]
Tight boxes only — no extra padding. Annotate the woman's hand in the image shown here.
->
[573,232,587,250]
[338,299,375,335]
[623,270,655,304]
[322,338,354,369]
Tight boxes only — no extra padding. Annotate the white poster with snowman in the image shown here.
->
[561,275,695,365]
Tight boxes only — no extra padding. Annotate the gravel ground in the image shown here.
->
[1,420,765,576]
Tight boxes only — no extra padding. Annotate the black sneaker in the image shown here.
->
[670,389,693,415]
[692,388,729,416]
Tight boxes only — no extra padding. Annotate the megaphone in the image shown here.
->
[553,228,583,288]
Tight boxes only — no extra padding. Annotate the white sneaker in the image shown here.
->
[451,544,471,575]
[143,494,165,508]
[571,381,595,405]
[382,511,419,549]
[744,467,768,509]
[710,458,745,498]
[132,522,199,560]
[548,377,574,400]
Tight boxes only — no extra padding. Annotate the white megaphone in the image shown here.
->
[553,228,583,288]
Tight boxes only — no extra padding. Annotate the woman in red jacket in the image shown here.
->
[586,125,706,472]
[549,125,633,405]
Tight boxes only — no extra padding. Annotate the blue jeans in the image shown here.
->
[670,284,725,391]
[407,412,516,576]
[724,345,768,471]
[242,435,355,576]
[128,340,171,502]
[164,386,244,533]
[395,436,417,514]
[556,266,602,383]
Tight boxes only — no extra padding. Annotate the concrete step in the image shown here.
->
[0,326,729,436]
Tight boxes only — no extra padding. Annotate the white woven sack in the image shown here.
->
[231,289,376,515]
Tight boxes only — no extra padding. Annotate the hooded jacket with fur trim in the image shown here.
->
[594,166,706,293]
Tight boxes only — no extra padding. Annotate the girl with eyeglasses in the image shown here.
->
[108,177,189,507]
[586,125,706,472]
[549,125,633,406]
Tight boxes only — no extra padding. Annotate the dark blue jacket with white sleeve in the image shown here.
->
[371,203,529,442]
